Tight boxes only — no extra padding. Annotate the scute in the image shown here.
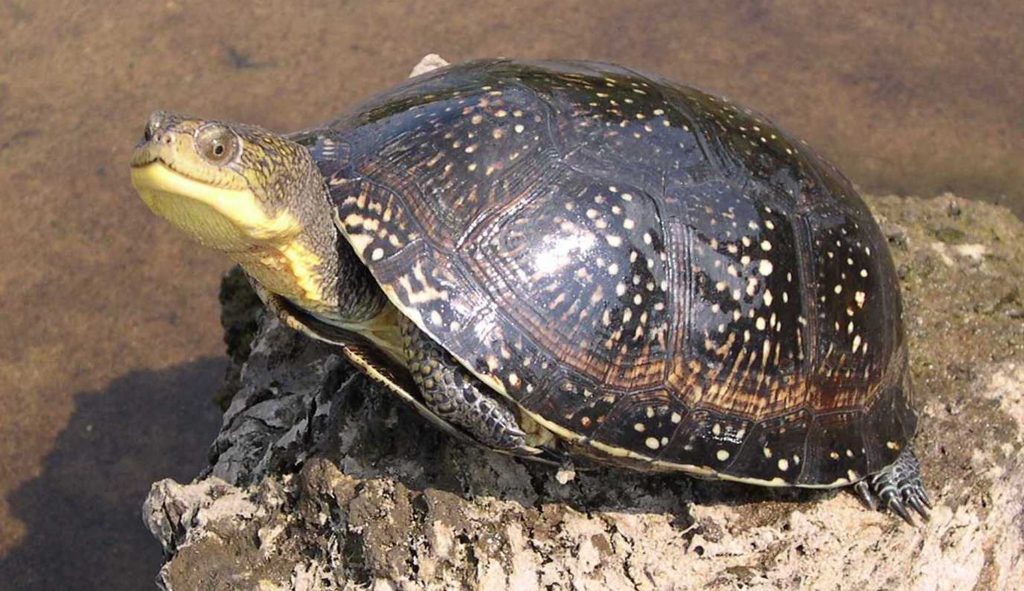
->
[311,59,916,487]
[470,177,674,390]
[589,389,685,458]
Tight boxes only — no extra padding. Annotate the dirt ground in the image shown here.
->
[0,2,1022,590]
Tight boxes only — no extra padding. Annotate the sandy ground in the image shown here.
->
[0,2,1021,589]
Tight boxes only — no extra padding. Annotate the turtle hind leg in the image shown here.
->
[399,315,537,455]
[855,447,931,524]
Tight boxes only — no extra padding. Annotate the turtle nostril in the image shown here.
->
[143,111,167,143]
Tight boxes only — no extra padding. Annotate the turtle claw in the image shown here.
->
[906,489,930,520]
[857,447,931,525]
[887,496,915,525]
[855,480,878,511]
[917,486,933,509]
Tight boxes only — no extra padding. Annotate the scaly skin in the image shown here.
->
[399,315,531,452]
[855,448,931,524]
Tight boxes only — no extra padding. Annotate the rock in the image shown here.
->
[408,54,450,78]
[213,265,265,410]
[142,191,1024,591]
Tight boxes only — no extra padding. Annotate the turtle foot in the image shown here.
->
[855,447,931,525]
[400,314,535,453]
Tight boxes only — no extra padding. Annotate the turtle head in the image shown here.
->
[130,111,360,318]
[130,111,323,252]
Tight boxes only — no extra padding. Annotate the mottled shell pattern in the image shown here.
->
[299,60,916,488]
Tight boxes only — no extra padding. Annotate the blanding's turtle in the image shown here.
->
[130,60,929,522]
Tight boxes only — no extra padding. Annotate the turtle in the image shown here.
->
[130,59,929,522]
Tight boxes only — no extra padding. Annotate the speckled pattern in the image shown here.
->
[309,60,915,486]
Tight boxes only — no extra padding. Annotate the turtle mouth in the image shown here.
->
[129,153,223,190]
[130,159,247,205]
[128,142,163,170]
[129,153,187,180]
[129,140,241,190]
[129,154,159,168]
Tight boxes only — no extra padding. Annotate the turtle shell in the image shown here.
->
[309,60,916,487]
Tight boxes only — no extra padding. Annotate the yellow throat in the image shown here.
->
[130,161,328,311]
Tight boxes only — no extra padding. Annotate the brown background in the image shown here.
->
[0,1,1021,589]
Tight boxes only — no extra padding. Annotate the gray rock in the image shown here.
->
[207,319,349,487]
[143,197,1024,588]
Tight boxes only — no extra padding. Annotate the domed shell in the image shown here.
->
[311,60,916,488]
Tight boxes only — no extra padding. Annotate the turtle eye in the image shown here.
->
[195,124,240,165]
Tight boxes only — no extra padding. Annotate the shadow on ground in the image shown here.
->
[0,358,225,591]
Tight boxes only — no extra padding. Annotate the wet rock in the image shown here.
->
[142,191,1024,591]
[213,265,264,410]
[218,265,263,365]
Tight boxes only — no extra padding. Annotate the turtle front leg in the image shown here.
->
[399,316,536,454]
[855,447,931,524]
